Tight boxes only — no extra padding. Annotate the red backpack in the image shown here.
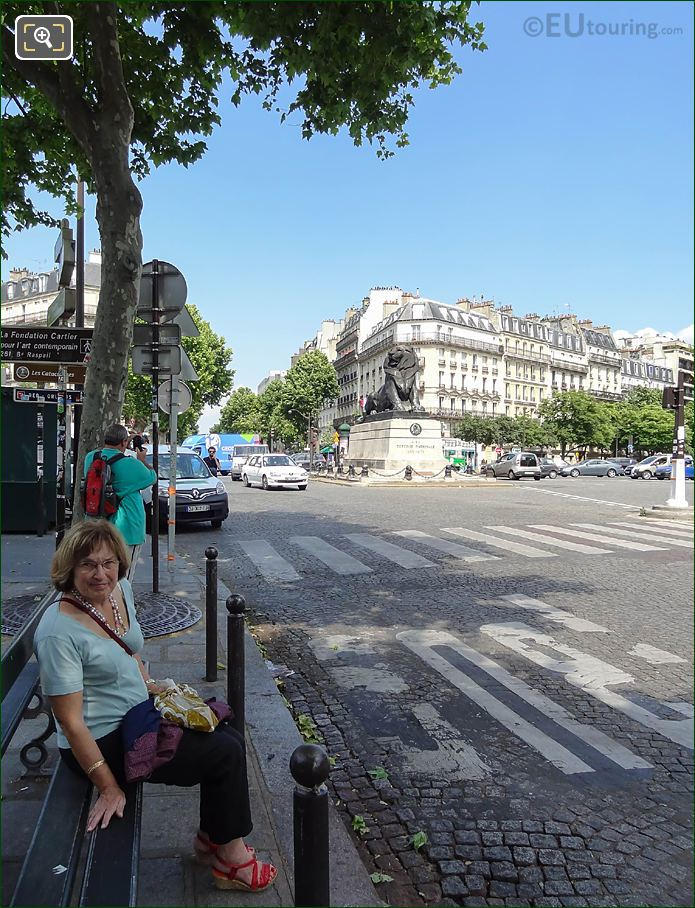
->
[82,452,125,518]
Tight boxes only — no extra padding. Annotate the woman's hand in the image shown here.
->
[87,785,126,831]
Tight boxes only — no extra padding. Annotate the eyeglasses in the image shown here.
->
[76,559,119,574]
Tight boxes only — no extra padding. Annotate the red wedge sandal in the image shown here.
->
[212,854,278,892]
[194,832,254,866]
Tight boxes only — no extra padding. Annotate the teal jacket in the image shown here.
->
[84,448,157,545]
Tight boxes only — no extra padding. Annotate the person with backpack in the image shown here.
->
[83,424,156,581]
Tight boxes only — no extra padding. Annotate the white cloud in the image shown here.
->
[677,324,694,344]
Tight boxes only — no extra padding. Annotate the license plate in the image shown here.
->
[187,504,209,512]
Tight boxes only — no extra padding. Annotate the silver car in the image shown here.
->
[560,459,620,478]
[487,452,542,480]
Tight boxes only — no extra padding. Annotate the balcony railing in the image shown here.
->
[404,332,502,355]
[588,351,620,367]
[506,350,552,363]
[550,356,588,373]
[589,388,623,401]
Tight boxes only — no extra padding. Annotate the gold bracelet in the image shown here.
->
[86,759,105,777]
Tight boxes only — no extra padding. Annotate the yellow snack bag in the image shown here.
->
[154,681,219,732]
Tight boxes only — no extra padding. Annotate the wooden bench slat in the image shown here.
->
[79,782,142,907]
[1,663,40,756]
[11,761,92,907]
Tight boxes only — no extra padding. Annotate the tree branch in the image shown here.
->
[1,23,94,151]
[84,2,133,125]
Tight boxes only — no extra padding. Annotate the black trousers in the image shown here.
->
[60,722,253,843]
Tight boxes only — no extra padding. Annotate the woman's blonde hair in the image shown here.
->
[51,520,130,591]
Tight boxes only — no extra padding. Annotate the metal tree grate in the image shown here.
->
[2,593,201,639]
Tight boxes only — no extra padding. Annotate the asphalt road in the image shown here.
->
[173,475,693,908]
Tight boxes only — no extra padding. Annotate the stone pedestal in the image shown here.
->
[345,414,447,480]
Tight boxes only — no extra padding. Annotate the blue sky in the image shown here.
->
[5,1,693,429]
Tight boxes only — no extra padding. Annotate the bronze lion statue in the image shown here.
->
[363,345,422,415]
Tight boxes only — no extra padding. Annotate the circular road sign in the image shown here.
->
[139,261,187,314]
[158,379,192,415]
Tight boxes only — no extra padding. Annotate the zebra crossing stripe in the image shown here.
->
[575,523,693,548]
[487,525,611,555]
[623,516,692,534]
[481,593,608,633]
[609,521,693,539]
[344,533,437,569]
[481,622,693,750]
[290,536,372,575]
[629,644,687,665]
[441,527,557,559]
[237,540,301,582]
[530,525,666,552]
[393,530,498,562]
[523,488,634,509]
[397,629,595,774]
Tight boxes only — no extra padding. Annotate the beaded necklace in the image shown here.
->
[70,588,127,638]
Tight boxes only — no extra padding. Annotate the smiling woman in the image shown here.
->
[33,520,277,893]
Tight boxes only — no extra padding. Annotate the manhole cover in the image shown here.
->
[134,593,202,638]
[1,596,48,636]
[1,594,201,639]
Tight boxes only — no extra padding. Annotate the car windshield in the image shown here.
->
[264,455,292,467]
[639,456,658,465]
[233,445,268,457]
[147,453,211,479]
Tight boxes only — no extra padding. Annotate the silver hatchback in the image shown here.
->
[487,452,542,481]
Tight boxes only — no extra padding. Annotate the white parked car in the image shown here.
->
[242,454,308,490]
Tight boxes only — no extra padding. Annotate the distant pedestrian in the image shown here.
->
[204,447,222,477]
[84,424,156,581]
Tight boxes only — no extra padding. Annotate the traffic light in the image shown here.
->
[662,386,680,410]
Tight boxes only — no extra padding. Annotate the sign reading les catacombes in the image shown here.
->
[1,326,93,364]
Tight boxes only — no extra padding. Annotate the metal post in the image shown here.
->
[205,547,218,682]
[167,377,179,572]
[360,465,368,477]
[72,179,85,504]
[151,260,160,593]
[226,594,246,736]
[445,464,452,478]
[36,405,46,537]
[308,413,313,471]
[290,744,330,907]
[666,371,688,509]
[405,465,413,481]
[55,368,67,548]
[348,464,355,478]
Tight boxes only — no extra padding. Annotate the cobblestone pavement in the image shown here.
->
[174,477,693,907]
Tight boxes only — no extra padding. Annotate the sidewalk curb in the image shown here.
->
[189,574,383,908]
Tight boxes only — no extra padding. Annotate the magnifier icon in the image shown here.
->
[33,25,53,49]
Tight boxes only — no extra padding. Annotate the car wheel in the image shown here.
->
[641,470,652,480]
[242,473,250,486]
[262,475,269,490]
[211,519,223,529]
[570,468,580,478]
[534,475,541,481]
[548,470,557,479]
[656,474,666,480]
[606,468,617,478]
[508,469,516,480]
[298,485,307,491]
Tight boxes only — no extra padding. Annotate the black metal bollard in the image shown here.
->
[205,547,218,682]
[348,464,355,478]
[405,465,413,481]
[226,594,246,736]
[445,464,452,478]
[290,744,331,907]
[360,465,368,477]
